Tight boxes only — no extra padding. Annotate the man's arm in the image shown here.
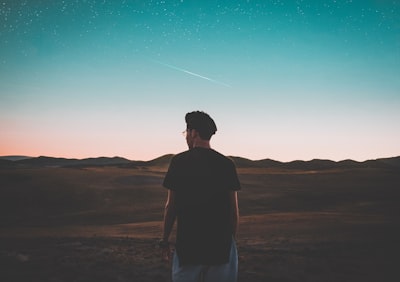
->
[160,190,176,262]
[162,190,176,242]
[230,191,239,239]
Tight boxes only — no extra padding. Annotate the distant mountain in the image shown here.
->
[229,156,281,168]
[0,155,32,161]
[229,156,340,169]
[0,154,399,170]
[146,154,174,166]
[79,157,132,166]
[118,154,174,168]
[230,156,400,170]
[282,159,337,170]
[16,156,80,167]
[14,156,132,168]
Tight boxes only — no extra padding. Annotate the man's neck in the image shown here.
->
[192,139,211,149]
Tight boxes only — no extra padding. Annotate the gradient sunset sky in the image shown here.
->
[1,0,399,161]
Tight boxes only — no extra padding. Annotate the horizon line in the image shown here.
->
[1,154,399,164]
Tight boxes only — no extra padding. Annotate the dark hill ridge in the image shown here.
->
[9,156,132,168]
[0,155,32,161]
[229,156,400,170]
[146,154,174,166]
[0,155,399,170]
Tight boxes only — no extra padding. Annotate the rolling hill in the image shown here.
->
[0,154,399,170]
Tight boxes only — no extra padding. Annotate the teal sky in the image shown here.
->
[1,0,399,161]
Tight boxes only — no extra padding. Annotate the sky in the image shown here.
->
[1,0,399,162]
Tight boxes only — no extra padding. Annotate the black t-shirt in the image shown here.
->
[163,147,241,266]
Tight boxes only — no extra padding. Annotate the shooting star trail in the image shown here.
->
[151,60,231,88]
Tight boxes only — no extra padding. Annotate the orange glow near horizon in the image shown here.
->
[1,126,399,162]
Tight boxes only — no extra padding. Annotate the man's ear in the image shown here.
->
[190,129,199,138]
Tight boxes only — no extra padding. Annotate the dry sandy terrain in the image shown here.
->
[0,165,399,281]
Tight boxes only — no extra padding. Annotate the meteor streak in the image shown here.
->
[152,60,231,88]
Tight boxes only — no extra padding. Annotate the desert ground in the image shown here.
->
[1,163,399,281]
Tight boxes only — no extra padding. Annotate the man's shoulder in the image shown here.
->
[170,150,190,163]
[211,149,235,165]
[174,150,190,158]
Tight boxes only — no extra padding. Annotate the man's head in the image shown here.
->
[185,111,217,142]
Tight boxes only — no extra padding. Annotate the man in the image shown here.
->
[160,111,241,282]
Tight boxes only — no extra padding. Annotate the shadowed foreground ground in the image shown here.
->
[0,166,399,281]
[1,213,398,282]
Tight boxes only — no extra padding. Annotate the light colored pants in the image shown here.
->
[172,239,238,282]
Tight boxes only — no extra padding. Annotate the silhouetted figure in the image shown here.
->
[160,111,241,282]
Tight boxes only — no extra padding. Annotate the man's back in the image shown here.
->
[163,147,240,265]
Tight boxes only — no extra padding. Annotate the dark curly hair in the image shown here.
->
[185,111,217,140]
